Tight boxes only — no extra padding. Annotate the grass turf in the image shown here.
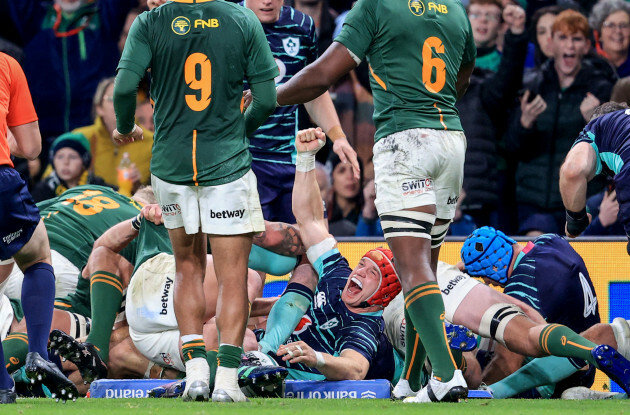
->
[1,398,629,415]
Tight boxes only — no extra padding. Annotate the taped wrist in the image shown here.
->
[566,208,588,236]
[296,152,316,172]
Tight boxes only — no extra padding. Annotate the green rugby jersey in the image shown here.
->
[118,0,277,186]
[336,0,476,140]
[132,219,173,274]
[38,185,142,270]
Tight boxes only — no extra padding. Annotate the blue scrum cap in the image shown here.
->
[460,226,516,285]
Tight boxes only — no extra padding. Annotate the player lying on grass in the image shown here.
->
[459,227,630,399]
[49,212,300,391]
[386,227,630,400]
[244,128,403,384]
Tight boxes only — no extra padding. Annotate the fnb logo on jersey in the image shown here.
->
[172,16,191,35]
[428,2,448,13]
[401,178,433,195]
[293,315,312,335]
[194,19,219,29]
[408,0,425,16]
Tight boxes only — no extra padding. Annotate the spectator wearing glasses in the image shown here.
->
[590,0,630,77]
[468,0,503,72]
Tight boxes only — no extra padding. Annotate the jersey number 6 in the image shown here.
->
[185,53,212,111]
[422,37,446,94]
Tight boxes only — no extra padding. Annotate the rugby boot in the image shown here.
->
[392,378,418,400]
[49,329,107,383]
[182,358,209,402]
[592,344,630,395]
[148,379,186,398]
[238,364,287,398]
[0,379,16,404]
[25,352,78,402]
[212,366,248,402]
[446,322,478,352]
[561,386,625,400]
[404,369,468,403]
[611,318,630,360]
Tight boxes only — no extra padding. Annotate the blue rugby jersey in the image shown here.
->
[504,234,600,334]
[574,109,630,176]
[274,248,393,379]
[242,5,318,164]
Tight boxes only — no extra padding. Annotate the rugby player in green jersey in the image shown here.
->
[113,0,278,402]
[0,186,154,393]
[276,0,476,403]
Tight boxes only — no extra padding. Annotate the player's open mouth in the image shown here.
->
[347,277,363,295]
[562,53,576,66]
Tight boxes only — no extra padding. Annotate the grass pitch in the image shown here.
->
[2,398,629,415]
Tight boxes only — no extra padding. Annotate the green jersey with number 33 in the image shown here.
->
[336,0,476,141]
[118,0,277,186]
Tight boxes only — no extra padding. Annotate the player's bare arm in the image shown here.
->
[253,221,305,256]
[292,128,332,250]
[277,43,357,106]
[560,142,598,237]
[278,341,370,381]
[9,121,42,160]
[304,92,360,180]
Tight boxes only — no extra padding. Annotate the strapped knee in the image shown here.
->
[431,221,451,249]
[380,211,435,240]
[478,303,525,346]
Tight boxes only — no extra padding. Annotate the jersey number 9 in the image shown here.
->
[185,53,212,111]
[422,37,446,94]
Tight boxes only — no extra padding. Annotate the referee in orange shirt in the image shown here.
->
[0,52,76,403]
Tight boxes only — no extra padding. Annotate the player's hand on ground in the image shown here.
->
[520,91,546,129]
[278,341,318,367]
[599,190,619,227]
[580,92,600,122]
[147,0,167,10]
[242,89,253,111]
[112,124,144,145]
[333,137,361,180]
[141,204,163,225]
[503,5,526,35]
[296,128,326,153]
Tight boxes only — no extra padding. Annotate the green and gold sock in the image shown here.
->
[402,307,426,391]
[85,271,123,362]
[181,337,207,363]
[206,349,218,389]
[3,332,28,373]
[217,344,242,369]
[539,324,597,364]
[405,282,457,382]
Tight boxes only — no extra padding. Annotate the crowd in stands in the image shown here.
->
[1,0,629,238]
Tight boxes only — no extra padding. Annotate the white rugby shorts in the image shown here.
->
[373,128,466,219]
[127,253,185,372]
[152,169,265,235]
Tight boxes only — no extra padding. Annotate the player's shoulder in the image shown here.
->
[277,6,314,33]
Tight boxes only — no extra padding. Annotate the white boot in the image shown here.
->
[392,379,418,400]
[182,358,209,402]
[404,370,468,403]
[212,366,248,402]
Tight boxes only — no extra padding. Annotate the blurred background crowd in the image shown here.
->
[1,0,628,238]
